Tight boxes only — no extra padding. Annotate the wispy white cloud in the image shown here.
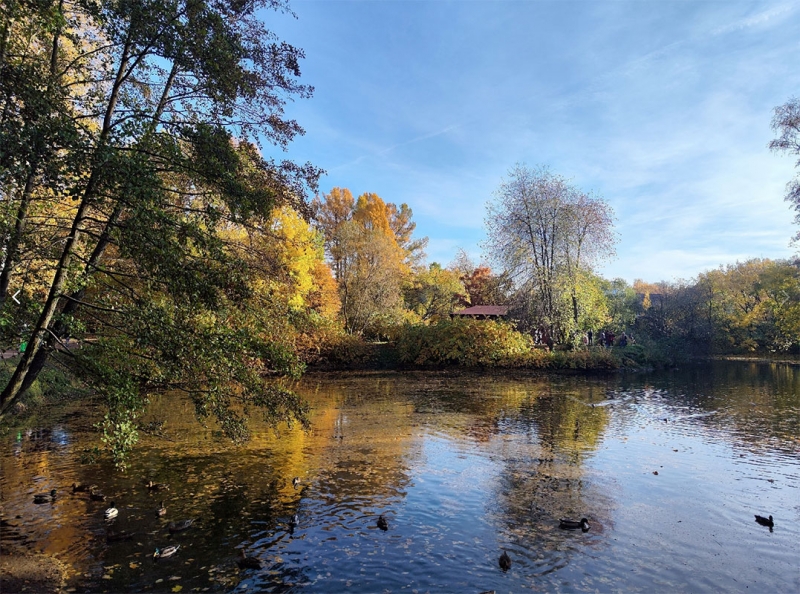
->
[710,2,796,36]
[326,122,461,173]
[377,123,461,156]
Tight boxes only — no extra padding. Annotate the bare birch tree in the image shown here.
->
[769,96,800,245]
[484,164,616,341]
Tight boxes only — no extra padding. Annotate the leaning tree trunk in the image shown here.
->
[0,187,94,415]
[0,38,132,417]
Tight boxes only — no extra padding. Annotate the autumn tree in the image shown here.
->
[313,187,355,281]
[697,259,800,352]
[307,261,341,321]
[758,259,800,352]
[404,263,467,322]
[484,164,617,341]
[221,205,341,364]
[0,0,322,460]
[313,188,427,336]
[449,249,509,307]
[633,279,662,312]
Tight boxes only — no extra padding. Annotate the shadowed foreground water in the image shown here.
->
[1,360,799,592]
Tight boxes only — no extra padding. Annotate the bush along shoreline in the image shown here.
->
[309,319,676,372]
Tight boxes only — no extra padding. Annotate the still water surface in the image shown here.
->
[1,361,799,592]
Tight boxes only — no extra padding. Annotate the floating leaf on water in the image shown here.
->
[169,575,181,580]
[155,579,164,584]
[102,575,112,580]
[129,562,139,569]
[171,586,182,593]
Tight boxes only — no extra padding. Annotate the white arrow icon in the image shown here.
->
[12,290,20,304]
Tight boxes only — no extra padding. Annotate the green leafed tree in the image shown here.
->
[601,277,638,332]
[697,259,800,353]
[484,164,617,342]
[0,0,322,462]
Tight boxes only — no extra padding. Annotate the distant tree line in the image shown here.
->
[310,168,799,357]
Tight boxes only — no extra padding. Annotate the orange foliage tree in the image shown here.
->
[313,188,427,336]
[449,249,509,307]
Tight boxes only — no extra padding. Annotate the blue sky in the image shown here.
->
[266,0,800,283]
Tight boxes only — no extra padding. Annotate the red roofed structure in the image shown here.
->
[450,305,509,320]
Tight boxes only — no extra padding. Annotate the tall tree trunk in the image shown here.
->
[0,0,13,69]
[49,0,64,76]
[0,186,94,415]
[0,165,36,301]
[15,200,125,395]
[0,39,132,416]
[13,54,179,398]
[571,289,579,328]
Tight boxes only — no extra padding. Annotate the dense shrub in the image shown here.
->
[550,348,619,370]
[395,319,636,370]
[316,332,375,366]
[397,319,532,367]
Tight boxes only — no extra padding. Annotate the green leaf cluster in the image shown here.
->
[0,0,324,465]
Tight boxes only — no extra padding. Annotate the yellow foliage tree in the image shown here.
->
[271,206,326,309]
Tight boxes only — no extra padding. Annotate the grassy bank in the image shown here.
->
[0,356,90,425]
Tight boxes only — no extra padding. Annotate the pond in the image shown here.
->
[1,360,799,592]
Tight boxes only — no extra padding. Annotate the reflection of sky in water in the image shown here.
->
[0,361,798,592]
[595,417,799,591]
[51,426,69,446]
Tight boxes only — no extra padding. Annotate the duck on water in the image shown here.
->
[559,518,590,531]
[754,514,774,528]
[237,550,261,570]
[33,489,57,504]
[153,545,180,560]
[104,502,119,520]
[498,550,512,571]
[168,519,194,533]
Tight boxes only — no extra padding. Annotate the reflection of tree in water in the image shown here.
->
[490,385,616,577]
[307,380,417,508]
[90,449,319,591]
[124,379,422,590]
